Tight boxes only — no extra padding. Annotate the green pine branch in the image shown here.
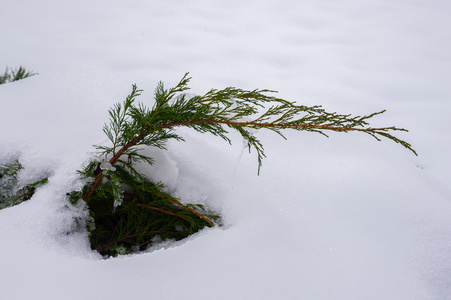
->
[77,73,416,256]
[86,73,416,198]
[86,73,416,201]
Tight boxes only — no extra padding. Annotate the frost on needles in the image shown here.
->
[71,73,416,257]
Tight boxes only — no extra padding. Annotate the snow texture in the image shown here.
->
[1,0,451,299]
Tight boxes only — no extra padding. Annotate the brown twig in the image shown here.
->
[135,203,190,222]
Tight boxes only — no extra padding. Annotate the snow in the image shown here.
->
[1,0,451,299]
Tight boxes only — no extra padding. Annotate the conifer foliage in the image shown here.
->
[74,73,416,257]
[1,66,44,209]
[0,160,48,210]
[0,66,37,84]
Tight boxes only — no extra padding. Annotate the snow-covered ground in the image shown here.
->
[1,1,451,299]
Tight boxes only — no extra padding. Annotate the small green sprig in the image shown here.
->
[0,66,37,85]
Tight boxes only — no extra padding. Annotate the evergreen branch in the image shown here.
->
[85,73,416,200]
[79,73,417,256]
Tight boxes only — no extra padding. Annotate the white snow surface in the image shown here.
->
[1,0,451,299]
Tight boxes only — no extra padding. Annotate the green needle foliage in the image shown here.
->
[0,160,48,209]
[0,66,43,208]
[74,73,416,257]
[0,66,37,84]
[72,161,218,256]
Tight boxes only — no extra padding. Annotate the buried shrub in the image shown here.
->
[1,66,43,209]
[70,161,218,256]
[71,73,416,257]
[0,160,48,209]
